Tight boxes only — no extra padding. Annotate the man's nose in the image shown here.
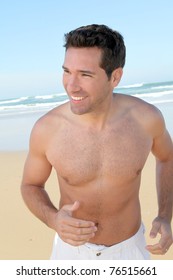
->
[66,76,81,92]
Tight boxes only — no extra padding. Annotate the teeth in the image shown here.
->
[72,96,84,101]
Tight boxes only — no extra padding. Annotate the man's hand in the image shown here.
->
[54,201,97,246]
[146,217,173,255]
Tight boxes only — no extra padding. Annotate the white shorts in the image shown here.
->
[50,223,150,260]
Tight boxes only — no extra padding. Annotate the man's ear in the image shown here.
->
[111,68,123,87]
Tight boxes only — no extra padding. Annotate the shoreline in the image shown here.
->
[0,150,173,260]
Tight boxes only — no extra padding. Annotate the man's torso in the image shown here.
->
[43,94,154,245]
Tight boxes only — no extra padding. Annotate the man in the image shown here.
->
[21,24,173,260]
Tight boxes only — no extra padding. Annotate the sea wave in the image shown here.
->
[35,92,66,100]
[151,85,173,90]
[0,100,68,111]
[118,83,144,89]
[151,99,173,104]
[0,96,29,105]
[1,81,173,117]
[133,90,173,99]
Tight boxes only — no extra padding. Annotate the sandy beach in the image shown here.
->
[0,150,173,260]
[0,151,59,260]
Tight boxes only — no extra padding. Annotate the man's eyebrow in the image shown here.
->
[62,65,68,71]
[62,66,95,75]
[79,70,96,75]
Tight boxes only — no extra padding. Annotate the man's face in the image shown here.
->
[62,47,115,115]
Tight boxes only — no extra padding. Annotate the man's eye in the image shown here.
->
[82,73,92,77]
[64,69,70,74]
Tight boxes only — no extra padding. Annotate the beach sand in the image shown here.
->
[0,151,173,260]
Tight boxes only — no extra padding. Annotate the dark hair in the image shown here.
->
[64,24,126,79]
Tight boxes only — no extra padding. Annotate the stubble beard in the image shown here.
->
[70,102,91,115]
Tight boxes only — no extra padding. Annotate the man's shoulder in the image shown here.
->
[116,93,166,136]
[30,102,69,141]
[35,102,69,127]
[117,93,162,117]
[129,94,164,121]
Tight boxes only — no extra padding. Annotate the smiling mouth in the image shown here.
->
[71,96,86,101]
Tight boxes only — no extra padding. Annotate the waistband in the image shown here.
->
[83,223,145,254]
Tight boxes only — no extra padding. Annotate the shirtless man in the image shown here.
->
[21,24,173,259]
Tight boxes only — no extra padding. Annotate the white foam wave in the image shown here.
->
[150,99,173,104]
[35,95,54,100]
[35,92,67,99]
[133,90,173,99]
[151,85,173,90]
[0,96,28,105]
[0,100,68,112]
[118,83,144,89]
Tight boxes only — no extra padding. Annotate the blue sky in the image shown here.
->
[0,0,173,99]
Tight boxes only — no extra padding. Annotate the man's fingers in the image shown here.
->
[146,243,168,255]
[59,201,96,228]
[58,219,97,246]
[61,201,95,225]
[146,236,172,255]
[62,201,80,214]
[63,231,96,242]
[59,226,96,246]
[149,222,160,238]
[69,201,80,212]
[56,201,97,246]
[61,214,96,228]
[65,238,90,246]
[61,223,97,235]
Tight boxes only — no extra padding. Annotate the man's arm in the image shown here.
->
[146,111,173,255]
[21,120,58,228]
[21,119,97,246]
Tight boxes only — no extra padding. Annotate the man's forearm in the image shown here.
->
[21,184,58,229]
[156,159,173,222]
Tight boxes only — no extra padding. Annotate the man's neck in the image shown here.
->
[73,96,115,131]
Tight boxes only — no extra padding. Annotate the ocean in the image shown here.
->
[0,80,173,150]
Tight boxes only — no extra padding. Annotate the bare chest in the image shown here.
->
[46,121,152,186]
